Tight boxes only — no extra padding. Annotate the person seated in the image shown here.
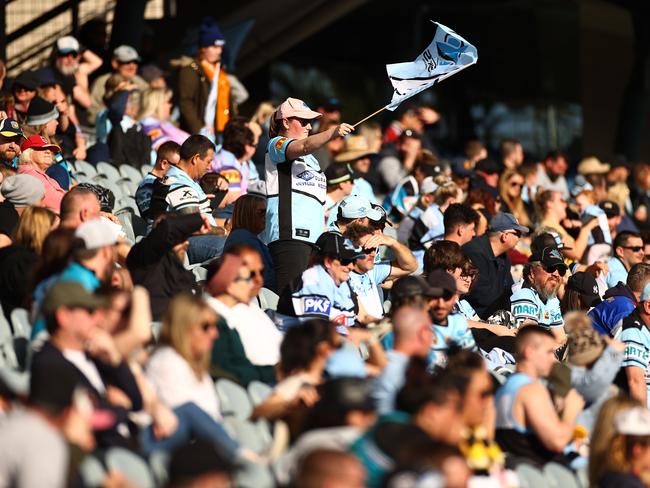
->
[323,163,354,224]
[335,135,377,204]
[510,246,567,346]
[606,231,645,289]
[495,326,584,468]
[135,141,180,221]
[17,135,66,212]
[139,87,190,150]
[276,232,364,333]
[105,83,151,167]
[327,194,384,234]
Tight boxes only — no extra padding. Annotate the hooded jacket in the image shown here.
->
[588,282,636,337]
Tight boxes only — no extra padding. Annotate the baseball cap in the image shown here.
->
[315,232,365,261]
[475,158,500,175]
[275,98,321,120]
[577,156,610,176]
[420,176,438,195]
[451,157,474,177]
[21,134,61,153]
[12,71,39,91]
[531,231,570,254]
[325,163,353,186]
[640,282,650,302]
[370,203,393,228]
[320,97,343,112]
[610,154,631,170]
[41,281,108,317]
[55,36,80,54]
[391,275,444,299]
[530,246,568,275]
[75,218,121,249]
[614,407,650,436]
[338,195,382,221]
[566,272,602,308]
[425,269,457,298]
[335,136,376,163]
[0,118,24,138]
[112,45,141,63]
[247,180,267,199]
[599,200,621,219]
[488,212,529,234]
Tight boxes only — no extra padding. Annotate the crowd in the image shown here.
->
[1,16,650,488]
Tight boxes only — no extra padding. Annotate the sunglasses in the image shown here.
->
[504,231,521,238]
[117,60,138,66]
[58,51,79,58]
[340,258,356,266]
[510,181,523,188]
[542,264,567,277]
[201,321,217,332]
[289,117,311,127]
[234,273,254,283]
[363,247,377,255]
[461,271,478,280]
[623,246,644,253]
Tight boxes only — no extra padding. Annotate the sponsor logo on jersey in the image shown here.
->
[513,303,537,316]
[275,137,288,150]
[303,296,331,315]
[296,170,315,182]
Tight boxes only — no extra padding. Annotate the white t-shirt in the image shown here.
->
[63,349,105,393]
[348,263,392,319]
[146,346,221,421]
[230,302,283,366]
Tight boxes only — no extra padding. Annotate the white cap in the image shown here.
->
[56,36,80,54]
[420,176,438,195]
[614,407,650,436]
[75,219,121,249]
[112,45,141,63]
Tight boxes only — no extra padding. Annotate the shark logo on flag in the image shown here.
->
[386,21,478,111]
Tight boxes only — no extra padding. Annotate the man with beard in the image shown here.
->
[0,118,24,169]
[510,247,568,346]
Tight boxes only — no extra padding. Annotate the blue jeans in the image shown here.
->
[140,402,240,461]
[187,235,225,264]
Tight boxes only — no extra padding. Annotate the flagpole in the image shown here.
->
[352,105,389,128]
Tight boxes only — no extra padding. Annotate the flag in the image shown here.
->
[386,21,478,111]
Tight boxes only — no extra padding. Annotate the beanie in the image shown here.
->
[199,18,226,48]
[26,96,58,126]
[1,174,45,207]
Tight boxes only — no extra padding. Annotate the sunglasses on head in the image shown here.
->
[289,117,311,127]
[623,246,644,253]
[542,264,567,276]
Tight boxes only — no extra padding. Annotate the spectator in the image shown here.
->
[135,140,180,220]
[165,134,226,264]
[607,231,645,288]
[334,135,377,203]
[59,186,101,229]
[510,247,567,346]
[0,118,24,169]
[599,200,623,241]
[344,224,417,323]
[9,71,39,122]
[561,271,601,314]
[494,326,584,467]
[466,187,501,236]
[223,194,277,292]
[536,149,570,200]
[210,119,259,196]
[167,439,236,488]
[408,177,461,251]
[105,86,152,167]
[498,168,531,228]
[277,232,364,330]
[295,449,366,488]
[265,98,353,292]
[589,395,644,487]
[619,282,650,407]
[462,213,528,319]
[252,319,337,421]
[327,194,384,234]
[139,87,189,150]
[88,45,147,123]
[35,36,102,111]
[17,135,66,212]
[126,213,207,319]
[536,189,598,262]
[395,176,437,244]
[0,360,91,488]
[324,163,354,224]
[590,263,650,337]
[31,281,143,447]
[205,254,276,385]
[0,174,45,215]
[372,305,435,414]
[499,138,524,170]
[441,203,479,246]
[596,407,650,487]
[384,147,438,219]
[470,158,500,196]
[177,17,248,137]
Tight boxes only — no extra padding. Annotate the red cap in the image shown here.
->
[20,134,61,153]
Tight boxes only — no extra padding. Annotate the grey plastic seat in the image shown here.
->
[235,461,275,488]
[96,162,122,182]
[248,380,273,406]
[105,447,155,488]
[516,464,548,488]
[75,160,98,179]
[148,450,170,487]
[544,462,580,488]
[0,305,18,369]
[141,164,154,177]
[215,378,253,420]
[10,308,31,339]
[255,288,279,312]
[79,455,107,487]
[92,176,124,200]
[115,209,136,244]
[120,164,144,182]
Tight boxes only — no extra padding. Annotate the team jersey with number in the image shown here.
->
[510,285,563,329]
[620,309,650,407]
[265,136,326,244]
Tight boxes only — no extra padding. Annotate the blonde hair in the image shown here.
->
[432,177,460,206]
[139,87,173,121]
[12,206,58,254]
[18,148,36,166]
[159,294,217,378]
[589,395,643,486]
[498,168,531,228]
[252,101,275,126]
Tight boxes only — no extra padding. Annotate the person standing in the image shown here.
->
[265,98,353,292]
